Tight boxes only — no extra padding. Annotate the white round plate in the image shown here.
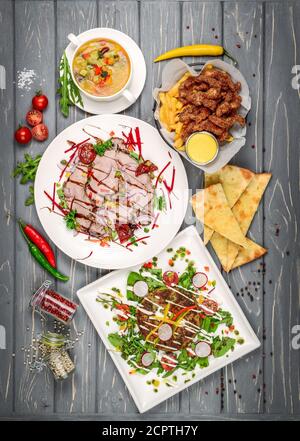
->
[35,115,188,269]
[65,28,146,115]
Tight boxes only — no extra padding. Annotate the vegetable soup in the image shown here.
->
[73,39,131,97]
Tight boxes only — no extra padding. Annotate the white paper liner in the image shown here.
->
[153,59,251,173]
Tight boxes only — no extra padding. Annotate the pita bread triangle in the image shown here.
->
[226,173,272,271]
[191,183,248,248]
[203,165,254,244]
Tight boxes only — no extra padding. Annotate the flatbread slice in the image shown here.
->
[226,173,272,271]
[205,165,255,208]
[211,235,267,271]
[191,184,247,248]
[203,165,254,244]
[204,226,214,245]
[231,240,267,270]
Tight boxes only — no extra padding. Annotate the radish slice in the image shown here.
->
[133,280,148,298]
[141,352,154,367]
[158,323,173,341]
[195,341,211,358]
[192,272,208,289]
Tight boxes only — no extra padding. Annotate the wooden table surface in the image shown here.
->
[0,0,299,421]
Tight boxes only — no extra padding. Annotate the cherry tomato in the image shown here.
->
[163,271,179,286]
[32,91,48,111]
[26,109,43,127]
[115,223,134,244]
[15,126,32,145]
[32,123,49,142]
[78,143,96,165]
[115,304,130,321]
[161,354,177,371]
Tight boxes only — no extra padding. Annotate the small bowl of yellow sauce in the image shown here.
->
[185,131,219,166]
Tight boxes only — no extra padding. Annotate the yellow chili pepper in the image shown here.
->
[154,44,237,65]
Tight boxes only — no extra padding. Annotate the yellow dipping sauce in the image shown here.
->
[186,132,218,165]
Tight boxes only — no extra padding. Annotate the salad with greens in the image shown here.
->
[97,247,243,387]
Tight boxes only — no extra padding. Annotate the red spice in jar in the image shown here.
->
[30,280,78,324]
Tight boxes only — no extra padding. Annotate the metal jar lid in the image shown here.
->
[30,280,52,308]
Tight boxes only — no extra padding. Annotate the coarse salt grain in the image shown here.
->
[17,68,36,91]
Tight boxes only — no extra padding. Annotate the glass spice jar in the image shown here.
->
[30,280,78,324]
[39,332,75,381]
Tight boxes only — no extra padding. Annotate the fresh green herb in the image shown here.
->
[153,192,167,211]
[57,187,68,209]
[64,209,77,230]
[211,336,235,358]
[93,139,113,156]
[12,153,42,206]
[129,151,140,162]
[115,170,122,179]
[57,51,83,117]
[178,262,197,289]
[143,227,150,233]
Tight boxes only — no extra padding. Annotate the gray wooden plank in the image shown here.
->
[95,1,140,414]
[222,1,264,414]
[14,0,56,414]
[55,0,98,414]
[0,0,15,416]
[264,0,300,415]
[140,0,181,414]
[182,0,223,414]
[98,1,139,118]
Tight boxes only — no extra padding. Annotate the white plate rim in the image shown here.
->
[64,27,146,115]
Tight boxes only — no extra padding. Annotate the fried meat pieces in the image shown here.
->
[178,67,245,142]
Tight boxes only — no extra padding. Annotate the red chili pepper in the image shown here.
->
[143,262,153,269]
[19,218,56,268]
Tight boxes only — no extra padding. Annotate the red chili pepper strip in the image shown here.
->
[126,235,150,248]
[19,218,56,268]
[64,138,90,153]
[60,138,90,181]
[155,161,171,188]
[134,127,143,160]
[163,166,176,193]
[152,212,160,229]
[172,305,195,322]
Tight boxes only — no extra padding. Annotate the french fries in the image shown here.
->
[158,72,191,151]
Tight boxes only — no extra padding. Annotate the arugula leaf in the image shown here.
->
[25,185,34,206]
[93,139,113,156]
[108,333,124,349]
[177,261,197,289]
[197,356,209,368]
[64,210,77,230]
[57,52,83,118]
[12,154,41,206]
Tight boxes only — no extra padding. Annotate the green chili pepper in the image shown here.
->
[19,221,69,282]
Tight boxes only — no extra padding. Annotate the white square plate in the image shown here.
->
[77,226,260,413]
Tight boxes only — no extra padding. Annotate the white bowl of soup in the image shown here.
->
[69,34,134,102]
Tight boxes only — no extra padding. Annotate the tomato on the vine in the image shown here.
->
[26,109,43,127]
[32,91,48,111]
[32,123,49,142]
[15,126,32,145]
